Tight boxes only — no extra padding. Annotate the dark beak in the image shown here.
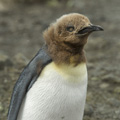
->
[90,25,104,31]
[77,25,104,35]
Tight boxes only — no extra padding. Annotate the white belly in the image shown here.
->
[17,62,88,120]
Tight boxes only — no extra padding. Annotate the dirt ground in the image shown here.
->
[0,0,120,120]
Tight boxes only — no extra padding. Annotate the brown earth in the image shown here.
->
[0,0,120,120]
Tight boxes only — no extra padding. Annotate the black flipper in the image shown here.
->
[7,45,52,120]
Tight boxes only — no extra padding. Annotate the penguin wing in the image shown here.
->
[7,45,52,120]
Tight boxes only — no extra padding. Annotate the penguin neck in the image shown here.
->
[43,26,86,66]
[46,41,86,66]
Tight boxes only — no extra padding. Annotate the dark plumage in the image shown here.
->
[7,45,52,120]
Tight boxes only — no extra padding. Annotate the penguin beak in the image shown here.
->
[89,25,104,32]
[77,25,104,35]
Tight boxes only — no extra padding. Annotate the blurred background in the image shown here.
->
[0,0,120,120]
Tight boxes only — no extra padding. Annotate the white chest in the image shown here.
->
[17,62,88,120]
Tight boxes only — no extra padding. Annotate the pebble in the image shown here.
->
[84,104,94,117]
[91,77,98,81]
[102,74,120,84]
[114,87,120,93]
[0,53,13,70]
[100,83,109,89]
[13,53,29,67]
[0,102,3,112]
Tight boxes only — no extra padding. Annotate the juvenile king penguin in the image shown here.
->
[7,13,103,120]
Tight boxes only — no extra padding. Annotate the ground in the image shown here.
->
[0,0,120,120]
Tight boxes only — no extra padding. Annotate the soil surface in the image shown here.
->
[0,0,120,120]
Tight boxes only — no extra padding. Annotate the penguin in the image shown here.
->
[7,13,103,120]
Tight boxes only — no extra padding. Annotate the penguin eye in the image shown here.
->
[66,26,75,32]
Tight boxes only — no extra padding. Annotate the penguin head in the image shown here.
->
[44,13,103,47]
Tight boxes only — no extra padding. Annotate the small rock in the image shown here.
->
[100,83,109,89]
[102,74,120,84]
[114,87,120,93]
[87,62,94,69]
[115,110,120,114]
[108,98,120,107]
[86,92,93,101]
[47,0,59,7]
[13,53,29,67]
[83,116,91,120]
[0,102,3,112]
[0,2,7,11]
[102,74,114,81]
[0,53,13,70]
[114,78,120,84]
[84,104,94,117]
[91,77,98,81]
